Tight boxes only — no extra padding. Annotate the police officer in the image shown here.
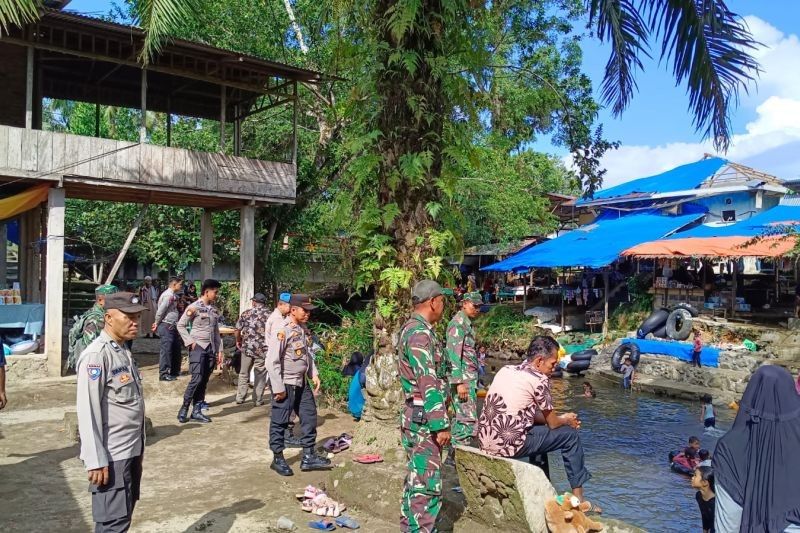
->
[234,293,270,406]
[265,292,292,342]
[444,291,483,465]
[152,276,183,381]
[266,294,329,476]
[76,292,147,533]
[67,284,118,370]
[399,280,451,533]
[176,279,223,424]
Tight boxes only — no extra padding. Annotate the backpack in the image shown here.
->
[67,313,91,370]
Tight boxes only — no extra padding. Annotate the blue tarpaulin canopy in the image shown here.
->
[576,157,727,205]
[481,211,703,271]
[669,203,800,239]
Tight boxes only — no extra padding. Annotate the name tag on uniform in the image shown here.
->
[111,366,130,376]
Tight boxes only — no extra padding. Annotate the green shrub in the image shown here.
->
[473,305,540,353]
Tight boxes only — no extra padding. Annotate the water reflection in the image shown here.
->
[546,376,733,531]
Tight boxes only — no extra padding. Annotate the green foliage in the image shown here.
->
[473,305,540,352]
[215,282,241,324]
[608,274,654,333]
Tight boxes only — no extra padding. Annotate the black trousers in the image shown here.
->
[89,456,142,533]
[269,382,317,454]
[513,425,591,490]
[182,344,214,407]
[157,323,182,378]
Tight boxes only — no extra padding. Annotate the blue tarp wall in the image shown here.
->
[622,338,720,367]
[481,211,703,271]
[670,203,800,239]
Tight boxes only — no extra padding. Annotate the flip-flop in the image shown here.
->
[308,520,336,530]
[334,515,360,529]
[322,438,337,452]
[353,454,383,464]
[332,437,351,454]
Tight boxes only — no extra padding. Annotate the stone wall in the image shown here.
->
[4,353,48,382]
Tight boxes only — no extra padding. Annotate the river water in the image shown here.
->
[541,374,734,531]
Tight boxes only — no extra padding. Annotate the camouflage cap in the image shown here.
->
[412,280,443,305]
[462,291,483,306]
[95,284,118,295]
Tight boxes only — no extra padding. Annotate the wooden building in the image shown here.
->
[0,7,325,375]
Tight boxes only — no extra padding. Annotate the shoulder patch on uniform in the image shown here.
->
[186,308,195,317]
[87,364,102,381]
[277,331,285,340]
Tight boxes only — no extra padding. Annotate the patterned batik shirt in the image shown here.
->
[477,361,554,457]
[235,306,270,358]
[397,313,449,432]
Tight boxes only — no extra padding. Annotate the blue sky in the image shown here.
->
[66,0,800,186]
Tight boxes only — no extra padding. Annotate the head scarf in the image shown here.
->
[713,365,800,532]
[342,352,364,377]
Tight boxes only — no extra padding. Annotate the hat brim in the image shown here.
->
[115,304,148,314]
[298,303,317,311]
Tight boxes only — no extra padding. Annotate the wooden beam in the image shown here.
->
[140,68,147,143]
[219,85,226,152]
[239,205,255,313]
[105,202,150,285]
[292,81,298,166]
[25,46,34,129]
[45,187,65,377]
[201,209,214,280]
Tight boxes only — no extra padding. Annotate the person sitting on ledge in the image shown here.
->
[477,335,599,510]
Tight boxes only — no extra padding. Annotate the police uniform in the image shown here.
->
[154,286,182,380]
[176,297,222,422]
[399,281,450,533]
[265,294,330,476]
[75,293,146,533]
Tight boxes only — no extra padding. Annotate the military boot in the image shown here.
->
[177,404,189,424]
[300,449,332,471]
[190,403,211,423]
[270,453,293,476]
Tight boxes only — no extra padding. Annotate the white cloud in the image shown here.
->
[589,16,800,188]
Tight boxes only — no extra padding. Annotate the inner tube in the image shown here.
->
[550,367,563,379]
[637,308,670,338]
[570,349,597,362]
[651,325,668,339]
[611,343,641,372]
[565,360,591,374]
[668,450,695,476]
[666,309,693,341]
[672,303,699,317]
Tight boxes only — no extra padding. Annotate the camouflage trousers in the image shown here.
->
[450,381,477,446]
[400,406,443,533]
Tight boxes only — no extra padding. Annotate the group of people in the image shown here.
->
[71,276,333,532]
[398,280,595,532]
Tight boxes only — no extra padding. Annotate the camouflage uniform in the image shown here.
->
[445,309,479,446]
[398,313,449,533]
[235,304,271,404]
[67,285,118,370]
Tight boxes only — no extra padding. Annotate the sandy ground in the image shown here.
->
[0,338,397,533]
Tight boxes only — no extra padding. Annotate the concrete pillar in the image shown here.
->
[45,188,65,376]
[140,69,147,143]
[239,205,255,314]
[25,46,34,129]
[200,209,213,280]
[0,223,6,288]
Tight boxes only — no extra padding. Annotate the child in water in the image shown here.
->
[698,449,711,468]
[684,436,702,467]
[583,382,596,398]
[691,329,703,367]
[621,357,635,390]
[691,466,716,533]
[700,394,716,428]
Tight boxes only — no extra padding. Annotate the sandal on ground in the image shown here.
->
[332,437,351,454]
[353,454,383,464]
[308,520,336,530]
[585,502,603,514]
[322,438,337,453]
[296,485,325,501]
[334,515,360,529]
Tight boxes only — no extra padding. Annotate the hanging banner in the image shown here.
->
[0,184,51,222]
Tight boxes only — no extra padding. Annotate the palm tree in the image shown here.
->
[0,0,197,64]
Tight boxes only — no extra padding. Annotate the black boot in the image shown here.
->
[190,403,211,423]
[285,430,303,448]
[300,449,332,472]
[270,453,293,476]
[177,404,189,423]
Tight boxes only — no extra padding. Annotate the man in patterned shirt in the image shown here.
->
[477,335,594,505]
[235,293,271,406]
[444,291,483,465]
[398,280,451,533]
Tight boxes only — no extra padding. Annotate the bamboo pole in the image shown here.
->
[105,202,150,285]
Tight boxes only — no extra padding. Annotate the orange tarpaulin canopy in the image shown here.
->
[0,184,50,221]
[623,235,797,258]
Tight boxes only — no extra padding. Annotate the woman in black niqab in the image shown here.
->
[713,365,800,532]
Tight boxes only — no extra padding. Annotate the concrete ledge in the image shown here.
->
[455,445,555,532]
[4,352,48,382]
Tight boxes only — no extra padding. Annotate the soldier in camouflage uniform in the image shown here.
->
[398,280,451,533]
[445,291,483,463]
[67,285,118,370]
[234,293,271,406]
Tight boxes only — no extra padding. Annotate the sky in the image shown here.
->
[65,0,800,188]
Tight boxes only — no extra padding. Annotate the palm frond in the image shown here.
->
[648,0,760,151]
[587,0,652,116]
[0,0,41,35]
[134,0,198,65]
